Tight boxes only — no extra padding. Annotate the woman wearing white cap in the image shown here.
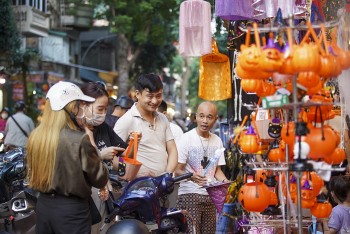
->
[26,81,109,234]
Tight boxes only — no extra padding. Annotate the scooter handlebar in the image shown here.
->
[173,172,193,183]
[104,207,121,224]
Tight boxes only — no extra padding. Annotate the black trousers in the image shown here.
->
[36,193,91,234]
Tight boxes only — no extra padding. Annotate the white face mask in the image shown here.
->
[1,113,8,119]
[80,105,106,126]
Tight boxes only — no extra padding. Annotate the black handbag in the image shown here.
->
[88,196,102,225]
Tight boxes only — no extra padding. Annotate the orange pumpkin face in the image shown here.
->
[239,45,263,71]
[305,124,338,159]
[301,172,324,197]
[292,44,321,72]
[297,72,320,88]
[259,48,282,72]
[238,182,271,212]
[310,202,332,218]
[241,79,264,93]
[268,147,285,162]
[324,147,346,164]
[238,130,259,154]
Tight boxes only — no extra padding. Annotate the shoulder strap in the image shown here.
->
[10,115,28,138]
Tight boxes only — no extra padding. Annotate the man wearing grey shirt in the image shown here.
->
[4,101,35,149]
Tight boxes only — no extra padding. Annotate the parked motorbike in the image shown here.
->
[103,172,194,234]
[0,147,37,234]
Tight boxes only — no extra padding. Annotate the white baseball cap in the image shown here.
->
[46,81,95,111]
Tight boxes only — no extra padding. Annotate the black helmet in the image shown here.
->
[115,96,134,109]
[14,101,26,111]
[106,219,149,234]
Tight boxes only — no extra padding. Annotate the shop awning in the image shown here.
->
[80,68,105,83]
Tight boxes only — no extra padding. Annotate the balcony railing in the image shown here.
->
[13,5,49,37]
[60,4,94,30]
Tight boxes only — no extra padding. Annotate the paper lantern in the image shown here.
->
[179,0,212,57]
[198,39,232,101]
[215,0,253,20]
[238,182,270,212]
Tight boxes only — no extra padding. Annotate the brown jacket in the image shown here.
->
[47,128,109,199]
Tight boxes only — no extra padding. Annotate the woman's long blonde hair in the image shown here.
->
[26,100,79,191]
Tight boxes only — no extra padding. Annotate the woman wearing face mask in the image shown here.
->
[80,82,128,234]
[26,82,109,234]
[79,82,128,163]
[0,107,9,132]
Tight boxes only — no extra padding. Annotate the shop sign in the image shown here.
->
[47,72,64,85]
[28,71,44,83]
[12,81,24,101]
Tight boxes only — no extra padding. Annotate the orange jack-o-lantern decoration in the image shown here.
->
[302,172,324,197]
[307,78,324,95]
[255,169,267,183]
[324,147,346,165]
[255,81,276,97]
[297,72,320,89]
[292,43,321,73]
[281,122,295,159]
[300,180,316,208]
[268,146,285,162]
[259,33,282,72]
[280,28,296,75]
[305,123,338,159]
[310,201,332,218]
[236,63,272,80]
[239,126,259,154]
[330,27,350,70]
[307,91,334,122]
[239,44,262,71]
[238,182,271,212]
[269,191,279,206]
[241,79,264,93]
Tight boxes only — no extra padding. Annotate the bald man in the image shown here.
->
[175,101,228,234]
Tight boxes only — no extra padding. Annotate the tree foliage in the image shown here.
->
[0,0,21,55]
[87,0,180,94]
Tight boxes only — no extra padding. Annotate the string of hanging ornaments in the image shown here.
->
[179,0,350,233]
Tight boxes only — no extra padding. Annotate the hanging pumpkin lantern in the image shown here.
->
[255,80,276,97]
[238,182,271,212]
[259,33,283,73]
[241,79,264,93]
[300,180,316,209]
[261,175,281,215]
[281,121,295,158]
[297,72,320,89]
[236,63,272,80]
[268,146,285,162]
[239,126,259,154]
[310,201,332,219]
[307,78,324,95]
[324,147,346,165]
[280,28,296,75]
[305,123,338,159]
[302,172,324,197]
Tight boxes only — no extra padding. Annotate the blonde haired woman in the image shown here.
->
[26,82,109,234]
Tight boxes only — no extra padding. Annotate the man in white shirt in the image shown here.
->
[157,100,183,146]
[175,101,228,234]
[114,74,178,177]
[5,101,35,149]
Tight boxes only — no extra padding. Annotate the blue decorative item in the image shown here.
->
[216,203,235,234]
[275,8,286,26]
